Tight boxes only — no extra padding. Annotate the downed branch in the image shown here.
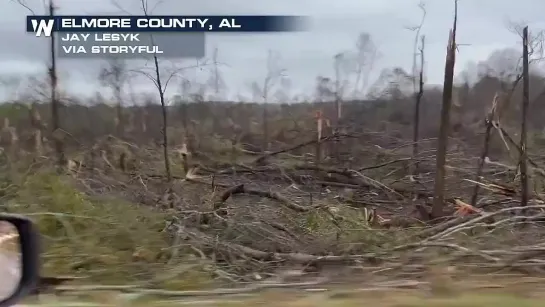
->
[213,183,311,212]
[182,226,382,264]
[252,132,355,165]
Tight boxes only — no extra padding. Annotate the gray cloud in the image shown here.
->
[1,0,544,100]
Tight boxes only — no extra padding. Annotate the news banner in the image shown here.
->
[26,15,305,59]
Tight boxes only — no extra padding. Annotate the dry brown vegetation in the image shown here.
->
[6,1,545,305]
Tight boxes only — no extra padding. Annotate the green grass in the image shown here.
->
[2,170,214,288]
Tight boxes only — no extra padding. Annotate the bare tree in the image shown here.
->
[407,3,427,178]
[48,1,65,168]
[112,0,188,182]
[412,35,425,177]
[250,50,287,152]
[150,45,171,181]
[207,47,227,100]
[520,26,530,209]
[313,76,335,163]
[432,0,458,218]
[405,2,427,94]
[174,79,197,155]
[99,57,129,137]
[343,33,379,99]
[469,81,519,206]
[508,21,545,65]
[477,48,521,83]
[13,0,64,167]
[469,25,544,207]
[333,53,344,120]
[314,76,335,102]
[332,53,344,160]
[367,67,412,100]
[178,80,191,132]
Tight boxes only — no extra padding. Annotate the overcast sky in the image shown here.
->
[1,0,544,101]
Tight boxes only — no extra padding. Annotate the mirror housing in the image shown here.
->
[0,214,39,307]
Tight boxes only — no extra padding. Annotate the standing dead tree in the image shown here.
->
[314,76,335,163]
[208,47,227,100]
[520,26,530,208]
[349,33,378,99]
[151,41,171,182]
[470,25,543,207]
[29,103,46,155]
[113,0,179,182]
[99,58,129,138]
[212,48,220,98]
[177,81,192,154]
[470,79,521,207]
[262,51,277,152]
[250,50,286,153]
[48,0,64,168]
[13,0,64,167]
[314,110,329,167]
[406,1,427,94]
[432,0,458,218]
[0,118,19,159]
[407,2,426,177]
[332,53,343,161]
[412,35,425,177]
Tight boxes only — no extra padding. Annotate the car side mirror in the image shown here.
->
[0,214,40,307]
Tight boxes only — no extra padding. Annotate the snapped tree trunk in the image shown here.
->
[432,1,457,218]
[412,35,425,176]
[519,26,530,209]
[49,0,65,168]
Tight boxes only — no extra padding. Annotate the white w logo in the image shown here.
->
[31,19,54,37]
